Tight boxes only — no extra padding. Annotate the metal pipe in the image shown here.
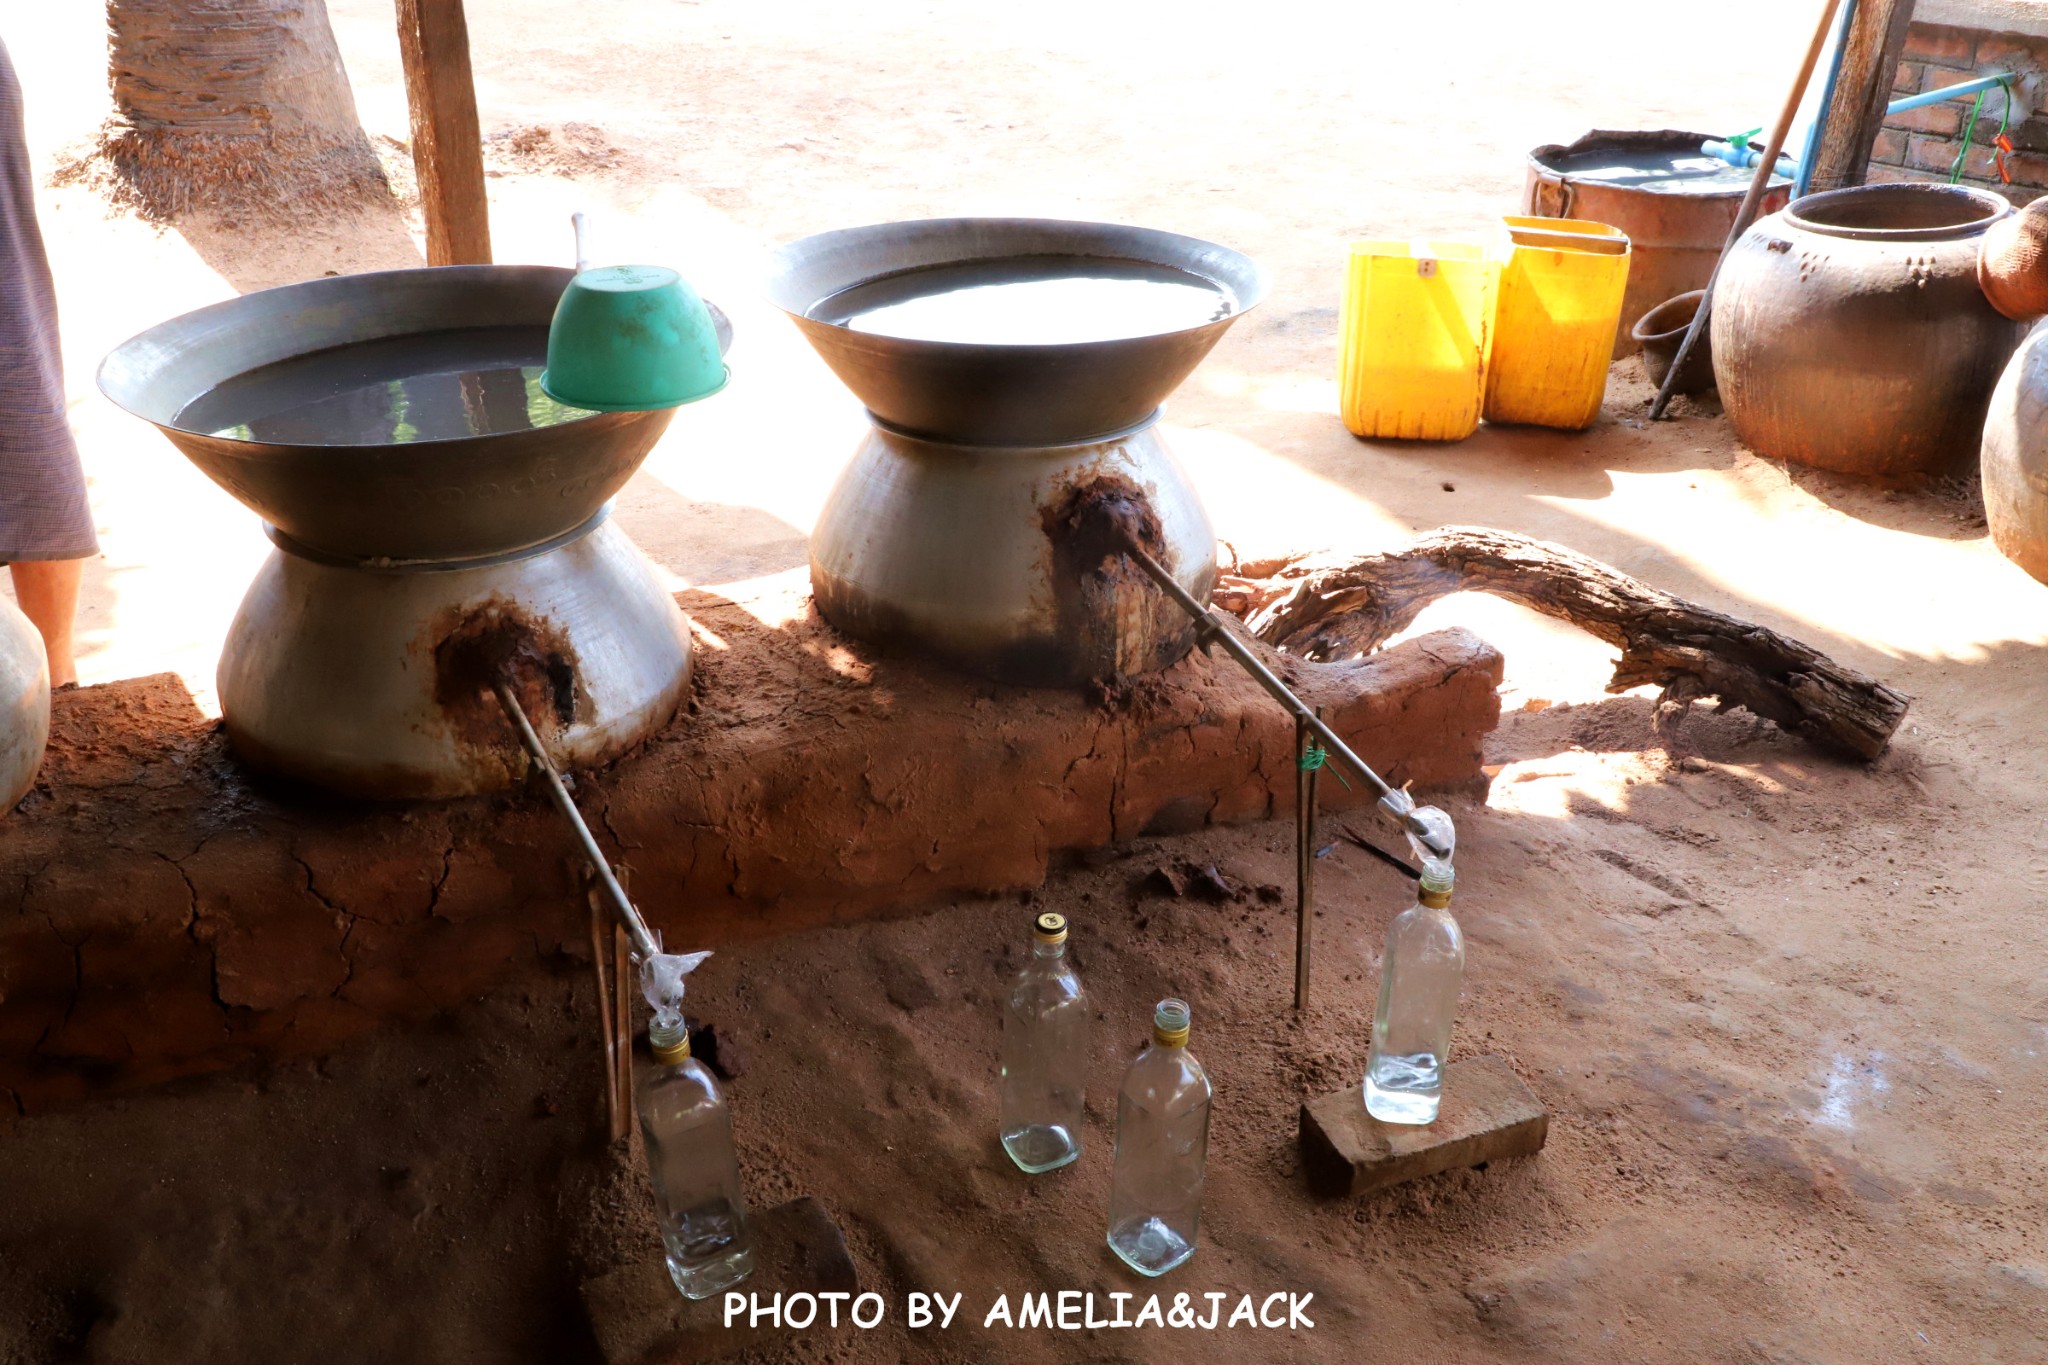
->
[1701,139,1797,174]
[493,677,661,961]
[1117,541,1451,861]
[1651,0,1844,422]
[1887,71,2012,116]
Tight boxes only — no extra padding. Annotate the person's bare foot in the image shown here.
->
[9,558,85,687]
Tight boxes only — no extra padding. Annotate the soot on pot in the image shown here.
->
[432,598,584,751]
[1041,474,1192,686]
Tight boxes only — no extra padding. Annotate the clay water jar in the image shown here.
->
[0,594,49,813]
[1712,183,2026,481]
[1980,318,2048,585]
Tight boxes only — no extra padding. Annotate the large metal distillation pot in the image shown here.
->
[768,218,1269,685]
[99,266,730,799]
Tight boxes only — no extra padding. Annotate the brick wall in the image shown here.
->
[1871,21,2048,203]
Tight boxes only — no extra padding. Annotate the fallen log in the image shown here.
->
[1231,526,1910,761]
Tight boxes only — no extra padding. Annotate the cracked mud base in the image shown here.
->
[0,583,1500,1110]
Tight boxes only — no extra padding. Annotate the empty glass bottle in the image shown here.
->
[639,1022,755,1298]
[1106,998,1211,1276]
[1365,860,1464,1124]
[1000,910,1090,1173]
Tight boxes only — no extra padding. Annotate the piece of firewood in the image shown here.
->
[1238,526,1909,761]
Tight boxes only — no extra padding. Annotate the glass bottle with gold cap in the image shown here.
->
[638,1019,755,1297]
[999,910,1090,1173]
[1365,857,1465,1124]
[1105,998,1212,1276]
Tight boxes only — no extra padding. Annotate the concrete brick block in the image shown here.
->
[1894,61,1922,95]
[2003,149,2048,189]
[1887,102,1966,137]
[1903,24,1977,67]
[1907,132,1974,174]
[582,1196,859,1364]
[1975,33,2048,75]
[1299,1054,1548,1198]
[1871,128,1909,165]
[1976,117,2048,153]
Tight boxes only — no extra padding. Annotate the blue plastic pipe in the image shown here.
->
[1886,71,2013,115]
[1796,0,1858,195]
[1706,70,2016,182]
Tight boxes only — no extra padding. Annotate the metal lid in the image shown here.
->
[1033,911,1068,944]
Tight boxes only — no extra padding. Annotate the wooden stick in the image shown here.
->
[611,869,634,1141]
[1293,713,1316,1012]
[1242,526,1910,761]
[1649,0,1842,420]
[394,0,492,266]
[587,882,624,1140]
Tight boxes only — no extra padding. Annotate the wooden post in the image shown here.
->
[1806,0,1917,194]
[394,0,492,265]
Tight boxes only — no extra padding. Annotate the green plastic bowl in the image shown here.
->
[540,264,729,412]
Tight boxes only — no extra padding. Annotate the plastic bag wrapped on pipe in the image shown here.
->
[641,950,713,1032]
[1380,787,1456,875]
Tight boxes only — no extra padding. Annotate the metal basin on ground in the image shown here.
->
[97,266,731,562]
[1523,130,1792,359]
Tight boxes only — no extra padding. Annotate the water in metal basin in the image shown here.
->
[176,325,594,445]
[809,255,1234,345]
[1539,148,1779,195]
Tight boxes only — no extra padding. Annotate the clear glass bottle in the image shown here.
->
[638,1021,755,1298]
[1106,998,1211,1277]
[1365,860,1464,1124]
[1000,910,1090,1173]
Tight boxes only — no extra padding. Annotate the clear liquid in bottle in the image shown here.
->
[1106,998,1211,1276]
[638,1023,756,1298]
[1365,862,1464,1124]
[999,911,1090,1173]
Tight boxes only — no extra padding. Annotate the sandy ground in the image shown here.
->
[3,2,2048,1362]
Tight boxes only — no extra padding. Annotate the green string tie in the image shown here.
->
[1298,743,1351,789]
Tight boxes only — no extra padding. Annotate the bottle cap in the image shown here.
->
[1033,911,1068,945]
[649,1021,691,1065]
[1152,997,1191,1047]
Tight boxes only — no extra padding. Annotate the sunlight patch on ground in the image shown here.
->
[1543,466,2048,664]
[1484,749,1642,820]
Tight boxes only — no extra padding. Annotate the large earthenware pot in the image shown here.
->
[1713,183,2026,481]
[1981,318,2048,585]
[0,594,50,812]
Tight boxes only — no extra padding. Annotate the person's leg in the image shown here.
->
[9,557,83,686]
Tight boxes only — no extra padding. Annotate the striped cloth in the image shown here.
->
[0,37,95,563]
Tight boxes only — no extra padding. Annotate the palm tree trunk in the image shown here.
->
[75,0,388,221]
